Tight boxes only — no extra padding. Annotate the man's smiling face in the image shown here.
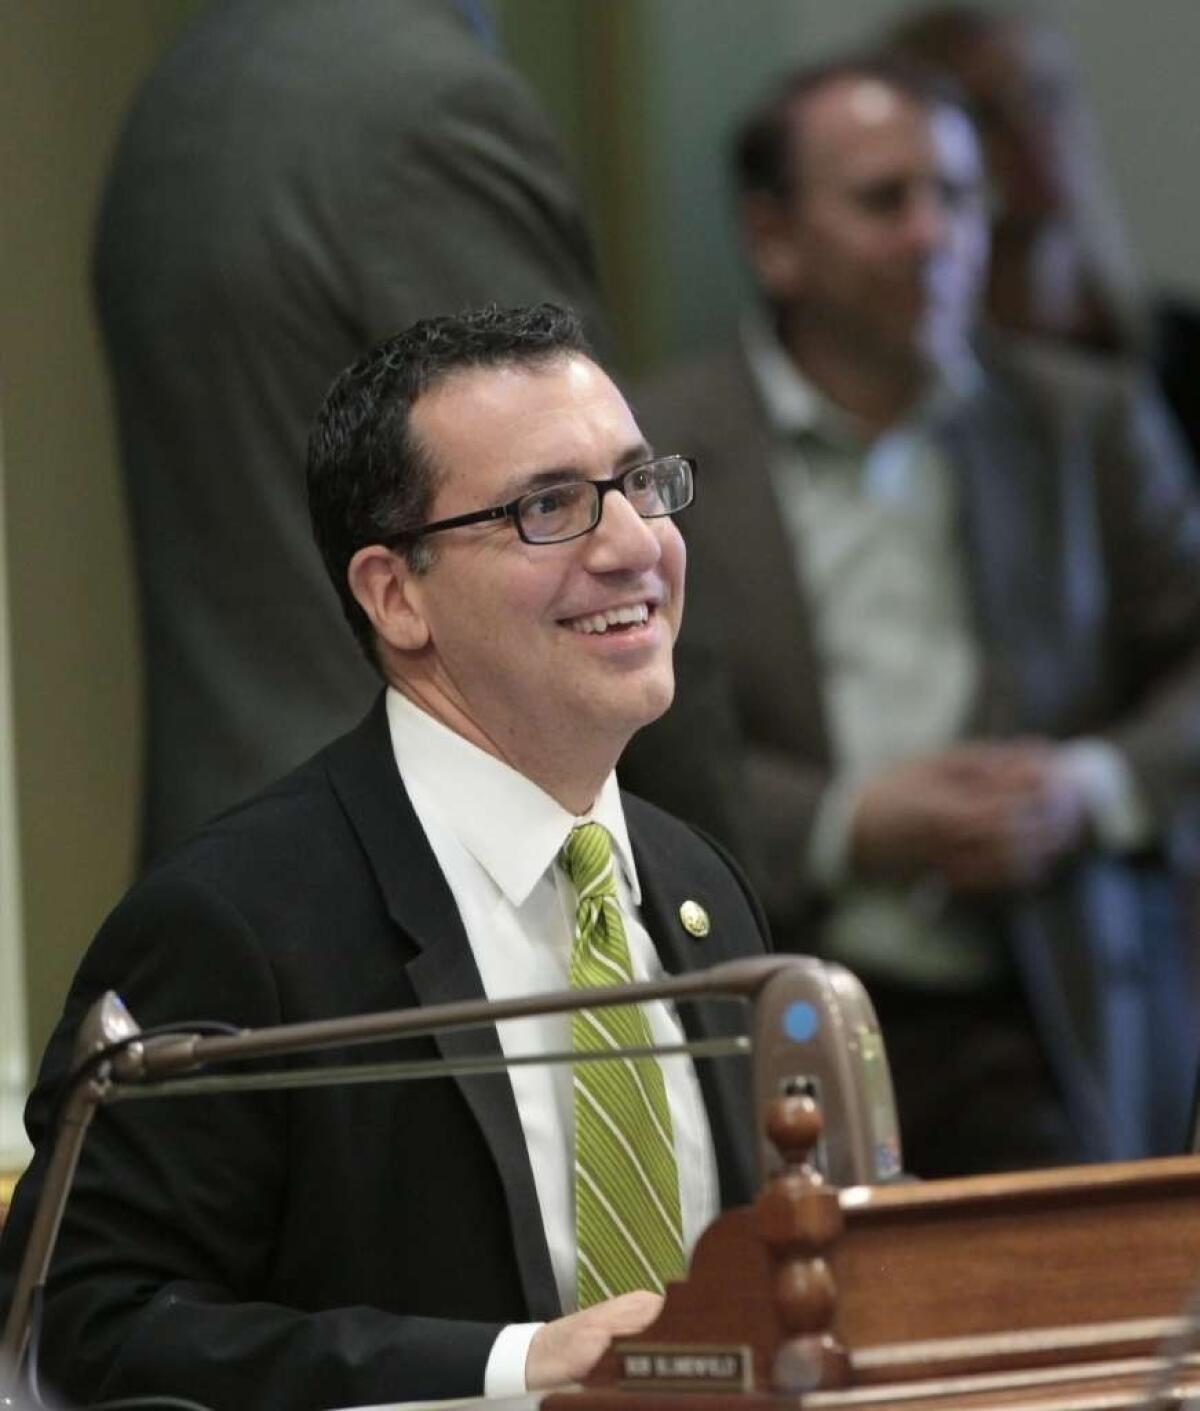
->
[390,353,685,793]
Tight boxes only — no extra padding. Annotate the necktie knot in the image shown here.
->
[562,825,625,979]
[561,823,616,900]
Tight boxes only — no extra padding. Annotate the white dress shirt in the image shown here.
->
[386,688,718,1394]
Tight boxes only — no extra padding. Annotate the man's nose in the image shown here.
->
[585,488,663,571]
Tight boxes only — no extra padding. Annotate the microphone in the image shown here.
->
[752,959,902,1187]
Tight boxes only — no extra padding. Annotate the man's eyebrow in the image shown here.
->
[616,441,655,468]
[497,443,655,500]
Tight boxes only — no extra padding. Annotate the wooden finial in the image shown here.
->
[766,1092,824,1167]
[756,1093,851,1394]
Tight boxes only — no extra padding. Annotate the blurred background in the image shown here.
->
[1,0,1197,1166]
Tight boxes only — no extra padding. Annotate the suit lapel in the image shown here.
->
[323,697,560,1318]
[321,702,761,1310]
[945,357,1102,737]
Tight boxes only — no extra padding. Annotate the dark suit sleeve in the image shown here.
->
[0,876,501,1411]
[1091,375,1200,841]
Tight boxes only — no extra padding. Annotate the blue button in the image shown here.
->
[783,1001,819,1043]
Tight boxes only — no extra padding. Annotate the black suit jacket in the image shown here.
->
[0,700,768,1410]
[624,333,1200,1162]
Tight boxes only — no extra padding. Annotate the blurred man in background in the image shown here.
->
[622,55,1200,1177]
[885,3,1200,464]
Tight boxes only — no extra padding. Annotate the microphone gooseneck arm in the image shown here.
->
[2,959,801,1377]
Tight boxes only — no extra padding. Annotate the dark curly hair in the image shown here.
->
[306,302,591,665]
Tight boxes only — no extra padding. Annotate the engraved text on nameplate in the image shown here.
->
[615,1343,752,1392]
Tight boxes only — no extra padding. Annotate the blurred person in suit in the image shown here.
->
[94,0,608,863]
[0,305,770,1410]
[884,3,1200,463]
[621,54,1200,1178]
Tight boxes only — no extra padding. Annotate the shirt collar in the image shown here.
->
[385,687,640,908]
[739,307,982,444]
[740,308,837,440]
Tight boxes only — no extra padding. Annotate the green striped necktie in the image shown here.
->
[561,822,685,1308]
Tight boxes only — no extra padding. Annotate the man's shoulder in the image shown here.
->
[136,0,494,106]
[128,702,395,930]
[974,330,1152,420]
[67,703,411,1040]
[110,0,519,193]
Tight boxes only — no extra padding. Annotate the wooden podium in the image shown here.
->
[547,1098,1200,1411]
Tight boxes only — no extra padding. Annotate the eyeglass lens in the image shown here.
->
[516,458,691,544]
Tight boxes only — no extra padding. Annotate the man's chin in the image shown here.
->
[590,664,671,741]
[625,671,676,734]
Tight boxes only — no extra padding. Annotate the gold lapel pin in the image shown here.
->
[679,899,710,939]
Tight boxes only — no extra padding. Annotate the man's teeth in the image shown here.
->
[569,603,651,634]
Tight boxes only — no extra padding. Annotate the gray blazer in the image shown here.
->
[94,0,607,860]
[622,332,1200,1161]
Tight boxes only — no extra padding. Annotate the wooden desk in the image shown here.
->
[552,1102,1200,1411]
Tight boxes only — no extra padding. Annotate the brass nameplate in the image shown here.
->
[615,1343,752,1393]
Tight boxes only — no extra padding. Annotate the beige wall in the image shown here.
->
[0,407,29,1164]
[0,5,192,1070]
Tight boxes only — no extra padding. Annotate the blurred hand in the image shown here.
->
[525,1290,664,1390]
[850,740,1088,893]
[939,739,1088,891]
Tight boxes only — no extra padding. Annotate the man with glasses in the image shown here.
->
[623,54,1200,1179]
[0,304,769,1410]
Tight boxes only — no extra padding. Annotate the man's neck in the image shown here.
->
[389,677,618,818]
[781,317,926,437]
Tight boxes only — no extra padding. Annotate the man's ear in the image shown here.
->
[347,544,431,653]
[742,193,805,302]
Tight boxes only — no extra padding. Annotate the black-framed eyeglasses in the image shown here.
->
[390,454,695,547]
